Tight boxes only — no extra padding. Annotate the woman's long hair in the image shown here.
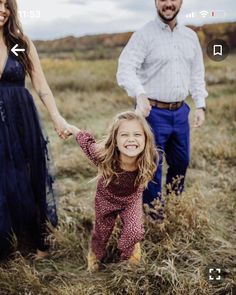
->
[97,111,158,188]
[3,0,33,74]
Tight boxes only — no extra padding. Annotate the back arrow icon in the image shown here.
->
[11,44,25,56]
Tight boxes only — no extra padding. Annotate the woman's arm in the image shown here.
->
[28,39,70,139]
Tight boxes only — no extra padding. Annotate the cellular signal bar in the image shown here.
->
[186,12,195,18]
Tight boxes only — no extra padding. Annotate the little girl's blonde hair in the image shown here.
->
[96,111,158,188]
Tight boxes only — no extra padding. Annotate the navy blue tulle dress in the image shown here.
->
[0,52,58,258]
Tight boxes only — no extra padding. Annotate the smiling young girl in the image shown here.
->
[68,111,158,271]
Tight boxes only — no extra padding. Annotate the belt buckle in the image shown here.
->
[169,103,175,110]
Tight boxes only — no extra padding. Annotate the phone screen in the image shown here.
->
[1,0,235,294]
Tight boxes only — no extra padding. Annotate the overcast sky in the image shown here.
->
[18,0,236,40]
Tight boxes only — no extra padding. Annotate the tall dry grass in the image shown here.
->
[0,54,235,295]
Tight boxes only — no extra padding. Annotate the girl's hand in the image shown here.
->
[53,115,72,139]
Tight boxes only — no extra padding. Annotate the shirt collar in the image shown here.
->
[155,14,179,31]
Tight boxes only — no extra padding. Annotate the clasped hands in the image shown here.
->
[53,115,72,139]
[53,114,80,139]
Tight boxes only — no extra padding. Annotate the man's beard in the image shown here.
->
[158,8,180,23]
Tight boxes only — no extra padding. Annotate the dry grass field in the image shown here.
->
[0,53,235,295]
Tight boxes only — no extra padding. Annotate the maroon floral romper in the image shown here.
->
[76,131,145,261]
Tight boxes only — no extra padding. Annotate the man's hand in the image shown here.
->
[193,108,205,128]
[136,93,152,117]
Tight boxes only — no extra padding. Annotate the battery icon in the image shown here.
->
[211,10,226,18]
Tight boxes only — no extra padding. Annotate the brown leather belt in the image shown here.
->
[148,99,183,110]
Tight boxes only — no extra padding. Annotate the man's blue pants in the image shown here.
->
[143,102,190,205]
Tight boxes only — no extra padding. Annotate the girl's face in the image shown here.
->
[116,119,145,160]
[0,0,10,29]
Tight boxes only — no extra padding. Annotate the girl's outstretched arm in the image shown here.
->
[68,124,99,166]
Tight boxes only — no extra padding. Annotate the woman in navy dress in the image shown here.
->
[0,0,70,259]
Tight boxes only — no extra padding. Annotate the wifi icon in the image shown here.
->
[199,10,209,17]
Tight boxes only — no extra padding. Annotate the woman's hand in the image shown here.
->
[53,115,72,139]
